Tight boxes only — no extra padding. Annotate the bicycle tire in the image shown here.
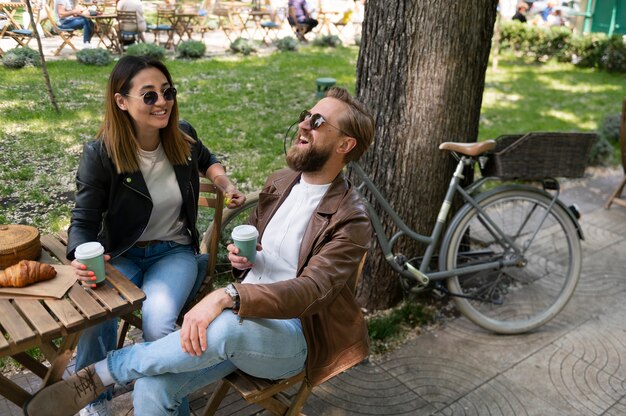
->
[202,191,260,276]
[441,186,581,334]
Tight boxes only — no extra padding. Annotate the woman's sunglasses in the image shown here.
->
[125,87,177,105]
[299,110,346,135]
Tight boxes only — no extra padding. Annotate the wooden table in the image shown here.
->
[0,234,145,407]
[316,10,340,36]
[173,11,199,46]
[89,13,121,53]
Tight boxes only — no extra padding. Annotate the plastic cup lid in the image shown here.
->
[231,225,258,241]
[75,241,104,259]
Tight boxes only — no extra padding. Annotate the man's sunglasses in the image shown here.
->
[125,87,177,105]
[299,110,346,135]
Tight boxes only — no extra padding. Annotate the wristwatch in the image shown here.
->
[224,283,240,313]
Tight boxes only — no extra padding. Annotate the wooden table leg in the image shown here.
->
[42,333,81,386]
[0,374,31,407]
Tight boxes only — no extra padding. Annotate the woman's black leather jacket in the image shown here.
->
[66,120,219,260]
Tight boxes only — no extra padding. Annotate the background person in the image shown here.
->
[117,0,147,43]
[512,2,529,23]
[25,87,375,416]
[54,0,94,46]
[66,55,245,416]
[288,0,318,39]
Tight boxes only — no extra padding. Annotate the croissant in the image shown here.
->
[0,260,57,288]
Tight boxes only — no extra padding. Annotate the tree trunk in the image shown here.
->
[24,0,60,113]
[353,0,498,310]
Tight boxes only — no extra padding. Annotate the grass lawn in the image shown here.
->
[1,46,625,236]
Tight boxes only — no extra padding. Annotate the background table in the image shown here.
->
[0,233,145,407]
[89,13,121,53]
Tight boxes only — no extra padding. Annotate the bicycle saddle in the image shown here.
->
[439,140,496,156]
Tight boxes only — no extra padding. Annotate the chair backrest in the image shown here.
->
[197,176,224,279]
[156,6,176,25]
[337,9,353,25]
[117,10,139,34]
[44,4,62,32]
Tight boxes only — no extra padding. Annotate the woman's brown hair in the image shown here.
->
[98,55,192,174]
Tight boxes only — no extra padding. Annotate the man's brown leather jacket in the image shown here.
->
[234,168,371,386]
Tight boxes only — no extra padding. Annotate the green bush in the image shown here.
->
[274,36,298,52]
[602,35,626,73]
[588,135,614,166]
[570,33,609,68]
[11,47,41,67]
[177,40,206,59]
[229,37,259,55]
[125,43,167,61]
[76,48,113,66]
[2,52,26,69]
[312,34,342,48]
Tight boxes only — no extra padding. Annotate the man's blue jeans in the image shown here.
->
[75,242,204,404]
[106,311,307,415]
[58,16,93,43]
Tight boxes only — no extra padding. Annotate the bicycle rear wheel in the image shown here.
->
[442,187,581,334]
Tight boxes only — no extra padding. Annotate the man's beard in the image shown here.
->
[286,141,332,172]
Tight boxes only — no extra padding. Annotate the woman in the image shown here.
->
[54,0,94,46]
[67,55,245,415]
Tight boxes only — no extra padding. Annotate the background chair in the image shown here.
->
[604,98,626,209]
[287,6,308,42]
[44,4,77,56]
[116,177,224,348]
[332,9,353,40]
[116,10,140,48]
[202,254,368,416]
[149,6,176,49]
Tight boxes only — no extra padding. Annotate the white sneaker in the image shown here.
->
[79,400,110,416]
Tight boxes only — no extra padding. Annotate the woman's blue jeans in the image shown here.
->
[106,311,307,415]
[75,241,205,406]
[58,16,93,43]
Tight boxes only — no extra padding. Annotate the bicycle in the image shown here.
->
[204,135,594,334]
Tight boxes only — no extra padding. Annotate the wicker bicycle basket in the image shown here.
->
[480,132,598,180]
[0,224,41,270]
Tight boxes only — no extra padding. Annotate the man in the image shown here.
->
[288,0,318,40]
[24,87,375,416]
[512,3,529,23]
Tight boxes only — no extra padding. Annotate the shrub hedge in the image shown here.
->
[499,21,626,72]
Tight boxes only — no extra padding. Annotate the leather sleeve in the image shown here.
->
[67,142,111,260]
[236,195,371,319]
[179,120,219,174]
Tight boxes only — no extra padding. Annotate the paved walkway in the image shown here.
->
[1,168,624,416]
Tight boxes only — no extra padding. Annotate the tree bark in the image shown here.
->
[353,0,498,310]
[24,0,60,113]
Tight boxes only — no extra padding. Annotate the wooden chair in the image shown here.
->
[605,98,626,209]
[202,254,368,416]
[149,6,176,49]
[116,177,224,348]
[44,4,77,55]
[116,10,140,47]
[287,6,308,42]
[332,9,353,40]
[213,3,244,43]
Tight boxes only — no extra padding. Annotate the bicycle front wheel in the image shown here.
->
[443,187,581,334]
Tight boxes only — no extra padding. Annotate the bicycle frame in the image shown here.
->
[349,157,561,287]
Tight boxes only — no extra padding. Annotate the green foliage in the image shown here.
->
[125,43,167,61]
[177,40,206,59]
[588,136,614,166]
[569,33,608,68]
[230,37,259,55]
[2,47,41,69]
[12,47,41,67]
[599,113,622,146]
[274,36,298,52]
[312,34,342,48]
[76,48,113,66]
[602,35,626,73]
[367,300,437,354]
[2,52,26,69]
[499,22,626,72]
